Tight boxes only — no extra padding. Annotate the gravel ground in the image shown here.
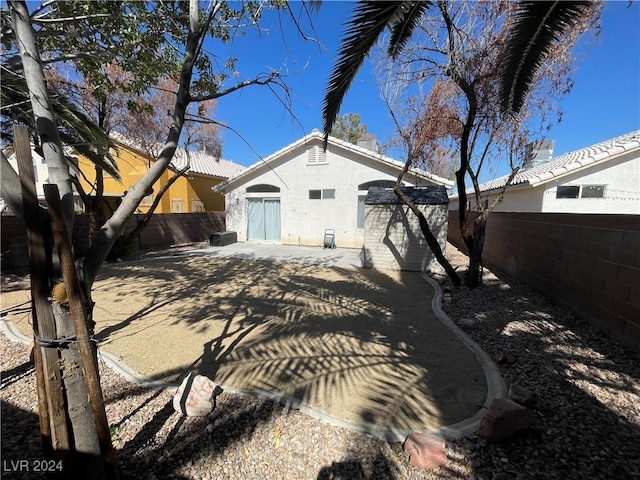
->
[1,243,639,479]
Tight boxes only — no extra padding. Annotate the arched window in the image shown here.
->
[247,184,280,193]
[358,180,396,190]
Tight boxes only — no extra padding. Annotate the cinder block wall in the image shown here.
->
[1,212,225,274]
[448,211,640,353]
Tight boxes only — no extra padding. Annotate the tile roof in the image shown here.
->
[110,132,245,180]
[476,130,640,193]
[170,149,245,179]
[215,129,454,191]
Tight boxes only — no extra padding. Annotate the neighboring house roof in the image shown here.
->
[365,186,450,205]
[215,129,454,192]
[110,132,245,180]
[473,129,640,194]
[171,149,245,179]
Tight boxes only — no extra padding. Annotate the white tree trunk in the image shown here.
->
[9,0,74,232]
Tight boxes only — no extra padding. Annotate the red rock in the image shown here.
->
[403,433,448,469]
[477,398,535,441]
[494,351,508,364]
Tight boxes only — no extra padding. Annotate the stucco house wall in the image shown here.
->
[538,152,639,214]
[3,137,243,215]
[449,130,640,214]
[218,131,453,249]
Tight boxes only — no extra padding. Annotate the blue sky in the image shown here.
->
[213,1,639,177]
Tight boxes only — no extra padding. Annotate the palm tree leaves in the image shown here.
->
[322,1,432,144]
[387,2,432,59]
[1,67,120,180]
[500,1,594,116]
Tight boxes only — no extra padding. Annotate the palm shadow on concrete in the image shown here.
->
[85,252,486,434]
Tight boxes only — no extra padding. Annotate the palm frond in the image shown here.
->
[387,1,432,59]
[0,68,120,180]
[323,1,432,145]
[500,1,593,116]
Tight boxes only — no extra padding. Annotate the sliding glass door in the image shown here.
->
[247,198,280,241]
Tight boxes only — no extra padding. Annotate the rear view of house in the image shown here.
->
[215,129,453,249]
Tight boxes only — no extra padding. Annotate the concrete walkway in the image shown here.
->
[190,242,366,269]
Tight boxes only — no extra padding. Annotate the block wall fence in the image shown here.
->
[448,211,640,354]
[1,212,225,274]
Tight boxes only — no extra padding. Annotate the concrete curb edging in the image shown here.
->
[0,273,506,444]
[421,274,508,439]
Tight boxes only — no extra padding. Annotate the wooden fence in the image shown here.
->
[1,212,225,274]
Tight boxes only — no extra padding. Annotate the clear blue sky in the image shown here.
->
[213,1,640,176]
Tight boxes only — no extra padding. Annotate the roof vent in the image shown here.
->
[523,140,554,169]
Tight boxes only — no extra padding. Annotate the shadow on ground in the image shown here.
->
[442,264,640,479]
[84,253,486,432]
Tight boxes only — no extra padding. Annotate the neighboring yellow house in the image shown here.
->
[74,135,245,215]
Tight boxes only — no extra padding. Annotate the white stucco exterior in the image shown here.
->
[216,131,453,249]
[449,130,640,214]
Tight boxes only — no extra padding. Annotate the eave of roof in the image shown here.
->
[215,129,454,192]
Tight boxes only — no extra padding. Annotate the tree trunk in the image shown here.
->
[45,184,119,480]
[393,185,461,286]
[465,213,487,288]
[9,0,74,232]
[52,303,104,478]
[14,125,70,467]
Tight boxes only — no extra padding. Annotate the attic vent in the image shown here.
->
[307,146,327,165]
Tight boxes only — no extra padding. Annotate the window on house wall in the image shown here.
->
[247,184,281,193]
[358,180,396,190]
[307,146,327,165]
[309,189,335,199]
[581,185,605,198]
[192,200,204,212]
[556,185,580,199]
[172,199,183,212]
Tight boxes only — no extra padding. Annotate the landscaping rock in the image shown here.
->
[508,383,536,407]
[493,351,508,364]
[173,372,223,416]
[459,318,477,330]
[476,398,535,442]
[403,432,448,469]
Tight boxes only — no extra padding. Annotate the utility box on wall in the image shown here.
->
[363,186,449,272]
